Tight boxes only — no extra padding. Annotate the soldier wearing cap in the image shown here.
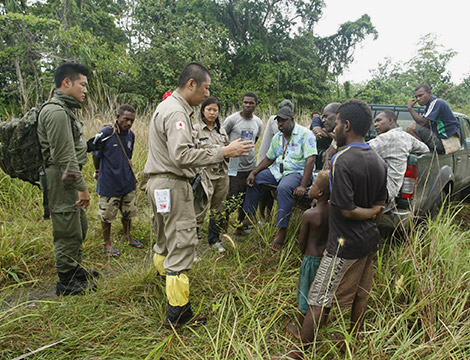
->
[243,107,317,250]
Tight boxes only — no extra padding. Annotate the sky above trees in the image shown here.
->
[315,0,469,84]
[1,0,469,115]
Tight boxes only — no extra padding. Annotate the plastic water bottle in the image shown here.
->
[228,157,239,176]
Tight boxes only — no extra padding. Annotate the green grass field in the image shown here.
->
[1,112,470,359]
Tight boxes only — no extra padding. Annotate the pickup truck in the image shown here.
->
[263,104,470,231]
[368,104,470,230]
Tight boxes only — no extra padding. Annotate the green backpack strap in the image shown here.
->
[40,99,79,138]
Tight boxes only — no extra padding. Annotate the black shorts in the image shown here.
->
[227,171,251,200]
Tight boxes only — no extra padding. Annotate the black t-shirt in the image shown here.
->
[327,143,387,259]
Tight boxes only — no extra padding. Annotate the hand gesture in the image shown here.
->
[293,185,307,197]
[86,136,103,152]
[223,139,254,157]
[408,99,417,109]
[312,127,328,139]
[246,172,256,187]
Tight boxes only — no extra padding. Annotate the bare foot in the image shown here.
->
[122,236,144,248]
[269,228,286,251]
[286,322,301,340]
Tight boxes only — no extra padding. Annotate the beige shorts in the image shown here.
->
[308,252,376,309]
[98,190,137,223]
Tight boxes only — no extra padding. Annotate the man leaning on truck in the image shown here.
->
[369,110,429,203]
[406,84,460,154]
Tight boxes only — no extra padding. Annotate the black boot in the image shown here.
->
[56,269,96,296]
[163,302,207,329]
[208,218,221,245]
[208,219,225,252]
[73,266,100,282]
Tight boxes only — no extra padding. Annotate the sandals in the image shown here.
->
[128,240,144,249]
[269,228,286,251]
[269,240,284,251]
[103,248,121,258]
[103,240,144,257]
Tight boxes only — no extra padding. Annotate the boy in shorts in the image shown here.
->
[280,100,387,359]
[286,170,330,339]
[92,104,143,257]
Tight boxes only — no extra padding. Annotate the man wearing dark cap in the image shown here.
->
[257,99,294,164]
[243,107,317,250]
[256,99,294,222]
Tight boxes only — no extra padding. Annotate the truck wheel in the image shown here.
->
[428,184,451,220]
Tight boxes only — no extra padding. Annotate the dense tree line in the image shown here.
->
[1,1,469,116]
[0,0,377,115]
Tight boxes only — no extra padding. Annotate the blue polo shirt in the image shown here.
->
[424,96,460,139]
[310,116,322,130]
[93,123,136,197]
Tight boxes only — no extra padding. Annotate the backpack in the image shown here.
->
[0,100,63,186]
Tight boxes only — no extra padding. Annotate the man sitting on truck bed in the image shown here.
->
[369,110,429,203]
[406,84,460,154]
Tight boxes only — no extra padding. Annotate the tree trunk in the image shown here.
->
[14,56,28,111]
[29,57,43,105]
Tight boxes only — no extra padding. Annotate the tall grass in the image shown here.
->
[1,105,470,359]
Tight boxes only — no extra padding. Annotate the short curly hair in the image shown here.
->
[118,104,136,115]
[314,170,330,198]
[336,100,372,138]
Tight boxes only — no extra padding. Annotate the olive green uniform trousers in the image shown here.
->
[45,166,88,273]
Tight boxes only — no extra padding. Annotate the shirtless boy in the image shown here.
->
[287,170,329,338]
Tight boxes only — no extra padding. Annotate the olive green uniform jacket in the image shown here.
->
[37,91,88,273]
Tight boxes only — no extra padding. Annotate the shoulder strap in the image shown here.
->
[39,99,64,113]
[40,99,79,139]
[113,125,137,184]
[41,98,79,121]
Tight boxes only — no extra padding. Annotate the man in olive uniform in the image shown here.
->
[38,62,96,296]
[144,63,253,328]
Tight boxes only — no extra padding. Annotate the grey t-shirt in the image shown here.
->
[222,112,263,171]
[257,115,279,165]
